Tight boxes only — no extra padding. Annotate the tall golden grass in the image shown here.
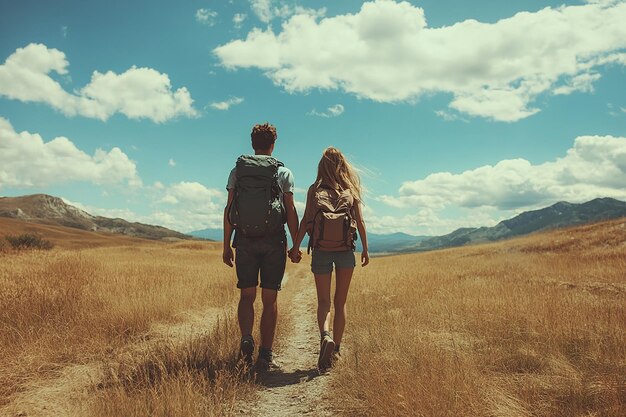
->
[91,314,255,417]
[0,241,245,413]
[332,219,626,416]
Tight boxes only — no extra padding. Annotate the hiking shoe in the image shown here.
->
[318,334,335,370]
[239,335,255,368]
[331,349,341,366]
[254,356,281,372]
[255,347,281,372]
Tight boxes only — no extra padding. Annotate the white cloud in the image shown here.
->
[61,26,68,38]
[233,13,247,28]
[196,8,218,26]
[249,0,325,23]
[0,43,198,123]
[308,104,344,117]
[434,110,467,122]
[0,117,141,189]
[607,102,625,117]
[553,72,602,95]
[153,182,226,231]
[380,135,626,212]
[160,181,224,206]
[72,181,227,233]
[209,96,244,110]
[365,207,501,236]
[217,0,626,122]
[168,158,176,167]
[250,0,272,22]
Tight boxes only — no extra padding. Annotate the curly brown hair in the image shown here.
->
[251,123,277,151]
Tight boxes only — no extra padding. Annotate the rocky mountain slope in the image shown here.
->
[0,194,191,241]
[407,197,626,252]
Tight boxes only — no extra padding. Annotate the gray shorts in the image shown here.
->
[311,249,356,274]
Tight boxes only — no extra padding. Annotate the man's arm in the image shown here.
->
[222,189,235,267]
[282,192,299,245]
[291,186,313,252]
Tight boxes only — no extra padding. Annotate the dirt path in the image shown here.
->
[0,307,225,417]
[236,264,334,417]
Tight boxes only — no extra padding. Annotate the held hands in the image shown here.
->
[361,250,370,267]
[222,246,234,267]
[288,247,302,263]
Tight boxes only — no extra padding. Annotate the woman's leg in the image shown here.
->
[333,267,354,346]
[314,273,332,335]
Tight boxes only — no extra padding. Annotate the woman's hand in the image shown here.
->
[361,250,370,267]
[288,247,302,263]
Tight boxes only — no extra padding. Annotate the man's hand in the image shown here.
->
[361,251,370,267]
[223,246,234,267]
[288,247,302,263]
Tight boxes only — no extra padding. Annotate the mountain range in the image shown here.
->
[187,227,431,253]
[404,197,626,252]
[0,194,191,241]
[190,198,626,253]
[2,194,625,252]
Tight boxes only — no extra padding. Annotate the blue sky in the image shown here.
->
[1,0,625,235]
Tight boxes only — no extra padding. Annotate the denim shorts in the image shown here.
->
[235,232,287,291]
[311,249,356,274]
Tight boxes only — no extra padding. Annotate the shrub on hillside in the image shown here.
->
[5,233,54,250]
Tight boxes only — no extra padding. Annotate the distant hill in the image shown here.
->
[0,194,192,241]
[189,228,223,241]
[405,197,626,252]
[0,217,156,249]
[364,232,430,253]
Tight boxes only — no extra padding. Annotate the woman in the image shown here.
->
[289,146,369,371]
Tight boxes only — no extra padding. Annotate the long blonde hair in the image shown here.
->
[315,147,362,202]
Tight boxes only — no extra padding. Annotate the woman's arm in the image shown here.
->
[354,201,369,267]
[292,217,308,252]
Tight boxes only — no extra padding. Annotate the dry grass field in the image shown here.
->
[0,227,255,416]
[1,217,624,416]
[332,218,626,416]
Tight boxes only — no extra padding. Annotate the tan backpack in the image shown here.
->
[307,185,358,253]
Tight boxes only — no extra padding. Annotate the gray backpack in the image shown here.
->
[228,155,286,238]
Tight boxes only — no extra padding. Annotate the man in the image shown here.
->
[222,122,300,371]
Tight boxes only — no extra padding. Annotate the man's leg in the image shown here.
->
[238,287,257,366]
[260,288,278,349]
[238,287,257,337]
[258,236,286,350]
[256,235,286,370]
